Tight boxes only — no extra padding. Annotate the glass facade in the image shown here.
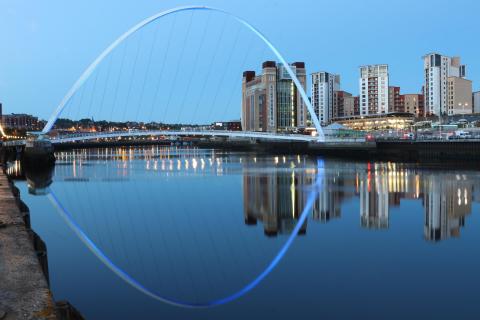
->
[276,80,296,130]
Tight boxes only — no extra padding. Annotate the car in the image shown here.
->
[455,131,472,139]
[403,132,415,140]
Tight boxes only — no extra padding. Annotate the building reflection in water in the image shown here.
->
[241,157,478,242]
[424,173,472,241]
[242,156,315,237]
[50,147,479,243]
[359,163,389,229]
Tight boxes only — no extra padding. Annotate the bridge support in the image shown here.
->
[22,134,55,170]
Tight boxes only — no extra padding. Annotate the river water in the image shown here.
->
[11,146,480,319]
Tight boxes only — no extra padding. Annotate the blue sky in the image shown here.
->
[1,0,479,122]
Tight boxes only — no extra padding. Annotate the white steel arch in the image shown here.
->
[42,5,325,140]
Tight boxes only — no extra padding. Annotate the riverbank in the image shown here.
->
[0,170,56,319]
[4,136,480,165]
[0,168,84,320]
[195,138,480,163]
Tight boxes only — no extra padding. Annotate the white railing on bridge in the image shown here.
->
[50,130,323,143]
[2,130,368,147]
[2,140,27,147]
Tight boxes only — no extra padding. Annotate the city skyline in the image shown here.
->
[2,3,480,318]
[2,51,477,123]
[1,0,479,120]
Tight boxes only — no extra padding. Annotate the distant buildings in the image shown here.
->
[1,113,39,130]
[388,86,404,113]
[241,52,478,129]
[334,90,355,118]
[447,77,473,115]
[359,64,389,116]
[311,72,340,125]
[353,96,360,115]
[241,61,307,133]
[333,113,414,131]
[310,72,356,124]
[403,94,425,117]
[474,91,480,113]
[212,120,242,131]
[423,53,468,116]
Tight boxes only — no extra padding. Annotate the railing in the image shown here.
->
[50,130,323,143]
[375,136,480,142]
[1,130,373,147]
[2,140,27,147]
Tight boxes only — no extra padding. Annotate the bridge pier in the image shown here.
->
[22,135,55,169]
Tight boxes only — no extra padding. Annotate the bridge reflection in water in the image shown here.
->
[48,146,478,244]
[8,146,479,306]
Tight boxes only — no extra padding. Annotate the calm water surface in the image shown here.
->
[11,146,480,319]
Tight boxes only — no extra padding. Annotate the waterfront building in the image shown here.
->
[359,64,389,116]
[388,86,404,113]
[334,90,355,118]
[423,53,466,116]
[1,113,39,130]
[474,91,480,114]
[403,94,425,117]
[311,72,340,125]
[242,61,307,133]
[353,96,360,115]
[332,113,414,131]
[212,120,242,131]
[447,77,473,115]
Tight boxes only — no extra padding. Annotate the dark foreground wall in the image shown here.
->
[196,139,480,163]
[375,140,480,162]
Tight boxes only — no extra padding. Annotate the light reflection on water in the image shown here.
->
[51,146,479,242]
[10,146,480,319]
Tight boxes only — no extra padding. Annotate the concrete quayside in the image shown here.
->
[0,164,84,320]
[0,170,56,319]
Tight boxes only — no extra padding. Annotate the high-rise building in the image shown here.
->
[311,72,340,125]
[403,94,425,117]
[359,64,389,116]
[423,53,466,116]
[474,91,480,114]
[447,77,472,115]
[388,86,404,113]
[333,91,354,118]
[242,61,307,133]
